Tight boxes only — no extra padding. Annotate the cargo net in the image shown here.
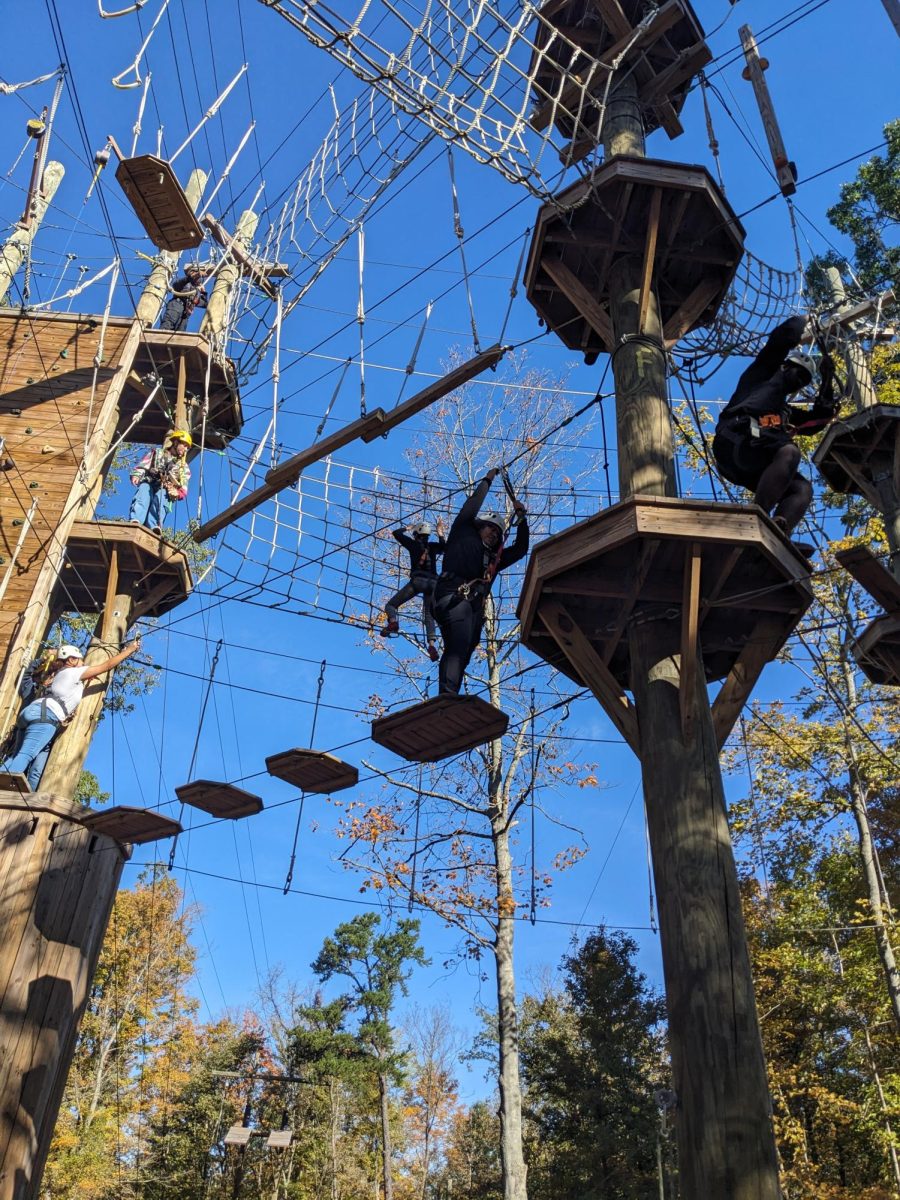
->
[260,0,664,198]
[673,249,803,380]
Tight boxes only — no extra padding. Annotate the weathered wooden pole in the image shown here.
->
[135,168,208,327]
[200,209,258,350]
[739,27,797,198]
[605,78,782,1200]
[0,162,65,306]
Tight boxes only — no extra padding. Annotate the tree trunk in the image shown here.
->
[493,821,528,1200]
[378,1071,394,1200]
[330,1078,340,1200]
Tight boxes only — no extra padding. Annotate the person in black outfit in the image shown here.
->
[159,265,208,332]
[713,314,839,554]
[381,520,446,661]
[433,468,529,695]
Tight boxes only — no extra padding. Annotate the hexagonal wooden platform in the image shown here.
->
[174,780,263,819]
[265,749,359,794]
[79,805,182,845]
[371,695,509,763]
[524,157,744,362]
[530,0,710,157]
[813,404,900,501]
[518,496,813,750]
[55,520,192,619]
[850,615,900,687]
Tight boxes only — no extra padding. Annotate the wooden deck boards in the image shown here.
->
[265,749,359,794]
[371,695,509,763]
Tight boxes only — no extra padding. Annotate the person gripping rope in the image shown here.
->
[129,429,192,534]
[380,519,446,661]
[712,315,840,557]
[159,264,208,332]
[433,468,529,694]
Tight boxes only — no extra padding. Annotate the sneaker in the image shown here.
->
[151,525,163,535]
[380,618,399,637]
[427,643,440,662]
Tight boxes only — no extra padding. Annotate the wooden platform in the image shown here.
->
[834,544,900,614]
[265,749,359,794]
[79,805,183,844]
[850,614,900,687]
[123,329,242,450]
[224,1125,253,1147]
[0,772,31,797]
[174,779,263,819]
[371,695,510,763]
[115,155,205,252]
[524,157,744,362]
[813,404,900,502]
[530,0,710,156]
[55,520,192,619]
[518,496,813,751]
[267,1130,293,1150]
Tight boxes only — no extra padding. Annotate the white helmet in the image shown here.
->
[476,510,505,533]
[412,521,432,536]
[57,644,84,660]
[784,349,816,386]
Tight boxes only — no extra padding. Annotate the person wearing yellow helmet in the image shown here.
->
[129,430,192,534]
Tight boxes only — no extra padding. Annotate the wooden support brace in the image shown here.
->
[641,42,712,105]
[637,189,662,337]
[541,256,614,347]
[602,539,659,662]
[202,214,279,300]
[662,276,724,345]
[828,448,885,510]
[360,345,506,442]
[711,614,788,750]
[538,598,640,754]
[679,543,702,742]
[99,547,119,644]
[174,353,187,431]
[834,544,900,614]
[127,369,171,417]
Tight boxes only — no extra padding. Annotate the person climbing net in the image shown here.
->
[380,518,447,661]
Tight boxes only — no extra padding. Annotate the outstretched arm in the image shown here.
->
[737,315,807,392]
[452,469,497,532]
[499,513,530,570]
[81,638,142,682]
[392,529,417,552]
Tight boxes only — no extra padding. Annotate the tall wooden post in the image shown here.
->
[200,209,259,349]
[739,27,797,198]
[0,163,64,306]
[135,168,208,327]
[604,78,782,1200]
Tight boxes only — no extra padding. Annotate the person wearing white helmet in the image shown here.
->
[433,467,529,694]
[713,314,839,557]
[380,518,447,660]
[129,429,192,534]
[1,637,142,790]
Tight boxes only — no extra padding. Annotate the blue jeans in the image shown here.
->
[1,701,62,789]
[130,480,172,529]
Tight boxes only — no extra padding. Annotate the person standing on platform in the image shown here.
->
[1,640,142,790]
[380,519,446,661]
[159,265,207,332]
[713,314,839,556]
[129,429,192,534]
[433,468,529,694]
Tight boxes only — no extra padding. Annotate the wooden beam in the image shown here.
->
[679,543,702,742]
[828,448,885,510]
[541,256,613,347]
[798,288,896,343]
[834,545,900,614]
[602,539,659,663]
[711,614,788,750]
[99,547,119,644]
[174,353,187,431]
[538,598,639,754]
[637,189,662,336]
[587,0,631,39]
[662,276,724,345]
[360,345,506,443]
[641,42,712,106]
[202,213,279,300]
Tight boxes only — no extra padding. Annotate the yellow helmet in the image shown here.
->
[167,429,193,448]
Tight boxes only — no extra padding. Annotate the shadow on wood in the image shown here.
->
[174,780,264,819]
[265,749,359,794]
[115,155,205,251]
[371,694,509,763]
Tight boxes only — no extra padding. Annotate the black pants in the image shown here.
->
[435,596,483,694]
[385,573,437,641]
[160,297,190,332]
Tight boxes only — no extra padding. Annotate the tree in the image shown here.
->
[400,1005,462,1200]
[824,120,900,291]
[310,913,429,1200]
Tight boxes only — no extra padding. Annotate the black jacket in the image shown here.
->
[435,476,529,604]
[392,529,445,576]
[719,316,835,435]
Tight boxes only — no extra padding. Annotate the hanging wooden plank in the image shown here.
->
[265,749,358,794]
[360,346,506,443]
[79,806,183,845]
[174,780,264,819]
[115,155,205,251]
[0,773,31,797]
[852,614,900,687]
[371,695,508,763]
[224,1126,253,1147]
[835,545,900,613]
[267,1130,293,1149]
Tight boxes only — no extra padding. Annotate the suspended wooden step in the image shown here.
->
[813,404,900,502]
[849,615,900,687]
[0,772,31,797]
[174,779,263,819]
[115,154,205,251]
[524,157,744,363]
[267,1130,293,1150]
[529,0,710,157]
[223,1126,253,1147]
[79,805,183,845]
[518,496,813,752]
[834,544,900,615]
[265,749,358,794]
[371,694,509,763]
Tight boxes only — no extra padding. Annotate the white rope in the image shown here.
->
[197,121,256,219]
[0,67,62,94]
[111,0,171,90]
[169,63,249,164]
[270,289,283,467]
[130,73,153,157]
[395,300,433,405]
[29,257,118,310]
[447,146,480,352]
[357,224,366,417]
[98,0,147,15]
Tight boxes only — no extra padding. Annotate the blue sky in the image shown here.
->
[1,0,897,1098]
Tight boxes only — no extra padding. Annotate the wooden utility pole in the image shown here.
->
[135,168,208,327]
[200,208,259,349]
[604,78,782,1200]
[823,267,878,410]
[0,162,64,306]
[739,26,797,197]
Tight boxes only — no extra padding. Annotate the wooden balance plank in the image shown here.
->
[853,614,900,687]
[79,806,183,845]
[835,545,900,615]
[265,749,358,794]
[116,155,205,252]
[371,695,509,763]
[224,1125,254,1147]
[0,773,31,798]
[267,1130,293,1149]
[360,346,506,442]
[193,408,387,542]
[174,780,263,819]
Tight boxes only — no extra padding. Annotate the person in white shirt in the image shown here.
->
[1,638,141,790]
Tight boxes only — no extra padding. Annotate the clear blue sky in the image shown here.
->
[1,0,896,1098]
